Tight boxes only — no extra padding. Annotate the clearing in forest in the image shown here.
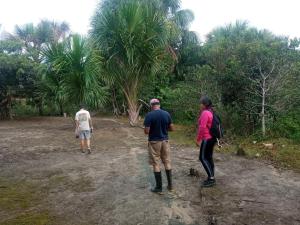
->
[0,117,299,225]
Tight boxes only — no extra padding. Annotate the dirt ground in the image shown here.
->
[0,117,300,225]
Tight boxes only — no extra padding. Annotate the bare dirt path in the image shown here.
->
[0,117,299,225]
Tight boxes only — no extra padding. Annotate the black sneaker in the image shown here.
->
[151,187,163,194]
[81,149,86,153]
[167,185,174,192]
[201,179,216,188]
[87,148,91,154]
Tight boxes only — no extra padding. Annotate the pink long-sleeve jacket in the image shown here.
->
[197,109,213,142]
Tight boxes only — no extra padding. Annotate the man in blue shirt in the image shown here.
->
[144,99,174,193]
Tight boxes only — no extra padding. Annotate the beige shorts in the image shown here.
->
[148,140,171,166]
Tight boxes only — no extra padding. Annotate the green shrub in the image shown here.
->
[13,103,38,117]
[12,102,64,117]
[271,109,300,142]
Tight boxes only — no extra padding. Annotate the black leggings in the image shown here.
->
[199,138,216,178]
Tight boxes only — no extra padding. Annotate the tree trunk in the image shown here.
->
[36,97,44,116]
[127,100,143,126]
[38,103,43,116]
[122,102,127,116]
[59,103,64,116]
[111,88,120,116]
[261,78,266,137]
[5,87,13,120]
[7,95,13,120]
[0,98,8,119]
[124,89,142,126]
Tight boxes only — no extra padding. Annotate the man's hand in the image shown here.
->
[195,138,201,147]
[168,123,175,132]
[144,127,150,135]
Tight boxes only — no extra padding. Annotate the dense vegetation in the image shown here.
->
[1,0,300,141]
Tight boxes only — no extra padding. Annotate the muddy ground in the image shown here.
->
[0,117,299,225]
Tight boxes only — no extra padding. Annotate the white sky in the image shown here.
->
[0,0,300,40]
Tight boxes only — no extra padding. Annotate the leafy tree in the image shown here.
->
[0,20,71,116]
[0,53,39,119]
[91,0,171,125]
[198,21,300,136]
[40,41,69,114]
[42,35,107,113]
[0,39,23,54]
[14,20,70,63]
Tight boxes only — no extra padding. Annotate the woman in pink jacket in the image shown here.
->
[195,96,217,187]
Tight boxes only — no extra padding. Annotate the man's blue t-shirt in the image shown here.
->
[144,109,172,141]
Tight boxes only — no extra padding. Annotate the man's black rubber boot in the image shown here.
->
[151,172,162,193]
[166,169,173,191]
[201,178,216,188]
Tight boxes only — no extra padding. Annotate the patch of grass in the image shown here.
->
[224,138,300,172]
[13,103,39,117]
[277,146,300,170]
[0,179,38,210]
[169,124,195,146]
[0,178,57,225]
[169,124,300,172]
[1,212,52,225]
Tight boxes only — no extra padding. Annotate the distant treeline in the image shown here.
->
[1,0,299,140]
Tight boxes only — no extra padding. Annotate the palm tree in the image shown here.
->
[10,21,71,115]
[38,71,66,115]
[38,42,66,115]
[91,0,170,125]
[42,35,107,112]
[15,20,70,63]
[167,7,200,80]
[161,0,181,14]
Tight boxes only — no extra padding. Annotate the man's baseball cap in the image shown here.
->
[150,98,160,105]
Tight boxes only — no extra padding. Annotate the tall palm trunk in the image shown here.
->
[123,86,142,126]
[127,100,143,126]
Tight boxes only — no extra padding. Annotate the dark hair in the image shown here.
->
[200,96,213,108]
[79,103,85,109]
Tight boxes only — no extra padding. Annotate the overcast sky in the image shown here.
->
[0,0,299,40]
